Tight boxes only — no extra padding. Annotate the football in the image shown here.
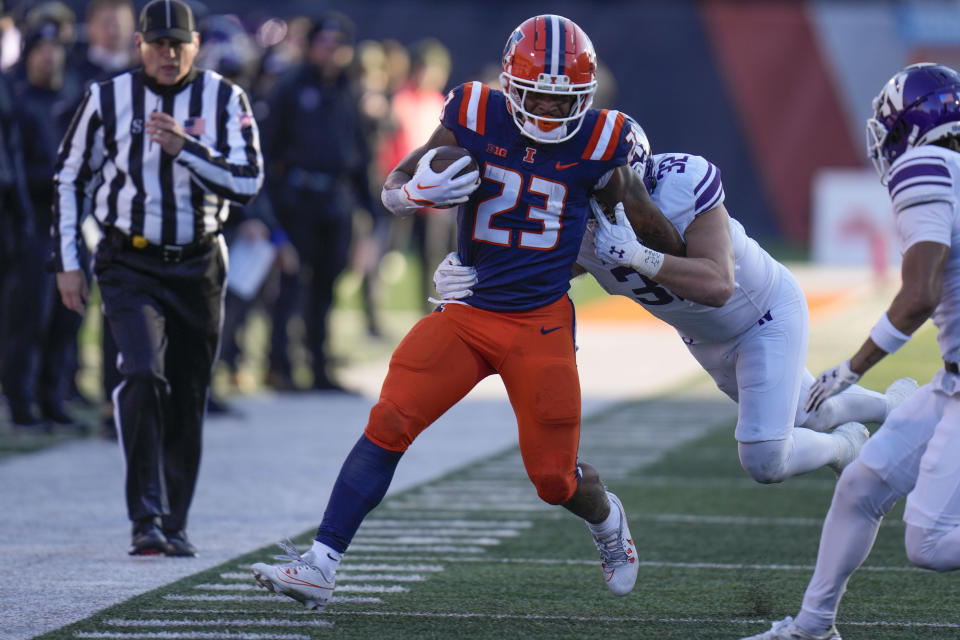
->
[430,145,479,178]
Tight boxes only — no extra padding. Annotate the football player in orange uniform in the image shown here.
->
[252,14,685,610]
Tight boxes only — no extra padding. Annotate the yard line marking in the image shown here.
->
[74,633,310,639]
[318,610,960,629]
[140,610,328,616]
[341,556,922,572]
[338,564,444,572]
[351,535,503,545]
[333,574,426,582]
[194,583,409,594]
[221,571,428,581]
[363,519,533,528]
[227,564,444,576]
[103,619,333,629]
[163,595,382,604]
[348,544,484,553]
[355,528,523,537]
[642,513,903,528]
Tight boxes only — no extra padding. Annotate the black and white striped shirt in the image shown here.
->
[52,67,264,271]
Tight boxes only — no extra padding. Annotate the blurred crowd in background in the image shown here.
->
[0,0,481,435]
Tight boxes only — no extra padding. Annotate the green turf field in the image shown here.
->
[32,321,960,640]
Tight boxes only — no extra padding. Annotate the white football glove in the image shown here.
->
[805,360,861,413]
[432,251,477,300]
[591,199,642,268]
[403,148,480,209]
[591,198,666,277]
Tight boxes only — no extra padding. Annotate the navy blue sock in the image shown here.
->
[315,434,404,553]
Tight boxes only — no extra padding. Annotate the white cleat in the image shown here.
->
[827,422,870,477]
[739,615,841,639]
[589,491,638,596]
[251,540,335,611]
[884,377,919,418]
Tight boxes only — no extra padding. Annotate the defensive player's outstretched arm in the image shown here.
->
[595,166,735,307]
[806,238,948,411]
[595,165,685,257]
[380,125,479,215]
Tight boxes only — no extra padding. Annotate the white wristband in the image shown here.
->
[628,245,665,278]
[869,312,912,354]
[381,185,419,217]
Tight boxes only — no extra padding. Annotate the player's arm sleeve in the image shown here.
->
[896,201,954,251]
[177,82,264,205]
[52,85,102,272]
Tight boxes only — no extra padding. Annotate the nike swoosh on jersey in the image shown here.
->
[540,326,563,334]
[555,162,578,170]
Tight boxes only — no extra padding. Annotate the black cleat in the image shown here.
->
[129,518,168,556]
[163,529,197,557]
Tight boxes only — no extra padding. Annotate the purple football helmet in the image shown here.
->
[867,62,960,179]
[623,116,654,186]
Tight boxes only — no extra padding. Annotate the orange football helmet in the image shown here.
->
[500,14,598,143]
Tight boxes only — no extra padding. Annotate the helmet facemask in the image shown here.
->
[500,71,596,143]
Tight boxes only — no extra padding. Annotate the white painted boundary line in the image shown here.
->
[343,555,923,573]
[194,584,409,594]
[231,564,444,573]
[220,571,427,582]
[318,609,960,630]
[103,619,333,628]
[162,595,382,604]
[75,633,310,640]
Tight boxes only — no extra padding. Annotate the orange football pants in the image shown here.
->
[364,296,582,505]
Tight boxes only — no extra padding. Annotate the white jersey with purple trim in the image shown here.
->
[885,145,960,364]
[577,152,781,343]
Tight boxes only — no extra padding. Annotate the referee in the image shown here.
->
[52,0,263,556]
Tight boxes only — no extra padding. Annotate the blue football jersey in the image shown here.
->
[440,81,632,311]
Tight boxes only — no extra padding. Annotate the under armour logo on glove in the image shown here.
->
[608,246,625,259]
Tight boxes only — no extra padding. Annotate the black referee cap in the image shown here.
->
[139,0,195,43]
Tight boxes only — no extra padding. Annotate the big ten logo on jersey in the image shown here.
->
[656,155,689,180]
[486,143,507,158]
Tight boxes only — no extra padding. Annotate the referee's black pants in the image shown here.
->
[94,233,225,532]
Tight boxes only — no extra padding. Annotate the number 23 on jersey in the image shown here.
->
[473,163,567,250]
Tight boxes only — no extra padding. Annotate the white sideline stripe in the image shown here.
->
[229,564,444,575]
[351,536,502,545]
[221,571,426,582]
[104,619,332,629]
[349,544,484,553]
[133,610,960,632]
[195,583,409,594]
[343,556,923,573]
[163,595,382,604]
[642,513,903,528]
[335,574,426,582]
[340,564,444,572]
[320,610,960,629]
[364,519,532,528]
[355,528,522,537]
[75,633,309,639]
[142,610,329,616]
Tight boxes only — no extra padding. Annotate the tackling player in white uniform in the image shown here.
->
[435,118,914,484]
[740,62,960,640]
